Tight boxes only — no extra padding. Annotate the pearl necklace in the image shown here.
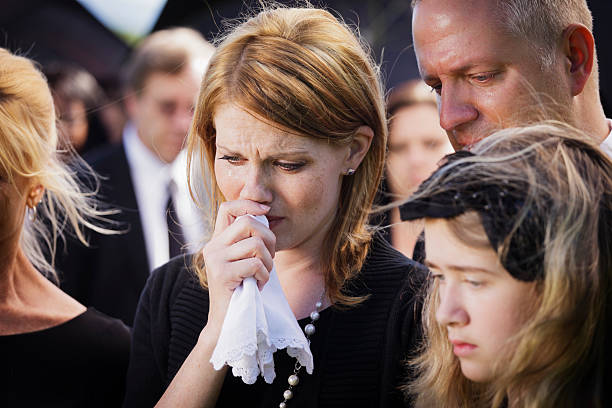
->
[278,293,324,408]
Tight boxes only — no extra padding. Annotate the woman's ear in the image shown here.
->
[343,125,374,174]
[27,184,45,208]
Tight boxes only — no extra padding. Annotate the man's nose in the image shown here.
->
[438,84,478,133]
[238,166,273,205]
[435,283,469,327]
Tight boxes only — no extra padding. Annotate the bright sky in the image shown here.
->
[77,0,167,37]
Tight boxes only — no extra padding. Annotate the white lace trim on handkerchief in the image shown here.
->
[210,214,314,384]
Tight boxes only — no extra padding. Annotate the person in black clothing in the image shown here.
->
[400,123,612,407]
[55,28,214,326]
[124,5,426,408]
[0,48,130,406]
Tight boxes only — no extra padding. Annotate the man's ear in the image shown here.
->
[343,125,374,173]
[124,92,140,120]
[563,24,595,96]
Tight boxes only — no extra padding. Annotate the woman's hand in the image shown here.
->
[202,199,276,334]
[156,200,276,408]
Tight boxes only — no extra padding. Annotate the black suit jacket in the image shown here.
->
[57,143,149,326]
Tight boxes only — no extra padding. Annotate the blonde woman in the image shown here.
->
[400,122,612,407]
[124,5,426,408]
[0,49,130,406]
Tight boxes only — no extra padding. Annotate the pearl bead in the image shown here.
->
[279,402,287,408]
[315,301,322,308]
[283,389,294,400]
[288,374,300,386]
[304,323,315,336]
[310,311,320,321]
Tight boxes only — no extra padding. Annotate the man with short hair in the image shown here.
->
[411,0,612,157]
[58,28,215,326]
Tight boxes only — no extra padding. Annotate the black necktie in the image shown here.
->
[166,185,185,259]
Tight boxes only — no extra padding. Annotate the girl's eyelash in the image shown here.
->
[430,273,444,281]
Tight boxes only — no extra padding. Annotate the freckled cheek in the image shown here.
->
[214,163,244,200]
[290,172,340,221]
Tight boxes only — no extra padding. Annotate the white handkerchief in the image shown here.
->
[210,214,314,384]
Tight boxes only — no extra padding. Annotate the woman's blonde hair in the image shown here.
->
[186,4,387,306]
[405,121,612,407]
[0,48,114,283]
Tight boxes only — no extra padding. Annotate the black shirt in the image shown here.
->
[1,308,131,407]
[124,234,426,408]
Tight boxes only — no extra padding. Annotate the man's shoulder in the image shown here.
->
[83,143,127,171]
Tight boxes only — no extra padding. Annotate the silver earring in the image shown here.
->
[27,205,37,222]
[345,168,356,176]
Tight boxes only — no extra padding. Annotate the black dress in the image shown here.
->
[124,234,427,408]
[0,308,131,407]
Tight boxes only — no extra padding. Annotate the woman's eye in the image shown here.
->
[424,140,441,150]
[388,143,408,154]
[219,155,242,164]
[275,161,305,171]
[466,279,483,288]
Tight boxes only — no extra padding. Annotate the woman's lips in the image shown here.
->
[450,339,477,357]
[265,215,284,228]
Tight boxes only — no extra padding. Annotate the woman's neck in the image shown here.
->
[389,207,423,259]
[0,245,33,304]
[0,246,85,335]
[273,245,328,320]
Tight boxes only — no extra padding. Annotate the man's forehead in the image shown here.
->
[413,2,521,77]
[412,0,499,38]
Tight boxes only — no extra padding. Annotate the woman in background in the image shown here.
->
[0,48,130,407]
[45,62,114,154]
[380,79,453,258]
[400,122,612,407]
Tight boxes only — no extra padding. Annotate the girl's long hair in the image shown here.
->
[405,122,612,407]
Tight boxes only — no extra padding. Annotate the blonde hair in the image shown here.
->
[405,122,612,407]
[0,48,114,282]
[187,4,387,306]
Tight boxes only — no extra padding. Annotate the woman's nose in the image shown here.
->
[238,166,273,204]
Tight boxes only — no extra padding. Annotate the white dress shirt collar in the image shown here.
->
[601,119,612,159]
[123,123,175,271]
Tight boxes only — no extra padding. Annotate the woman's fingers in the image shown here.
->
[225,257,271,289]
[223,236,274,274]
[216,215,276,258]
[213,200,270,237]
[205,254,270,292]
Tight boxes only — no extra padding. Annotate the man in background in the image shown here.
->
[58,27,214,326]
[411,0,612,157]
